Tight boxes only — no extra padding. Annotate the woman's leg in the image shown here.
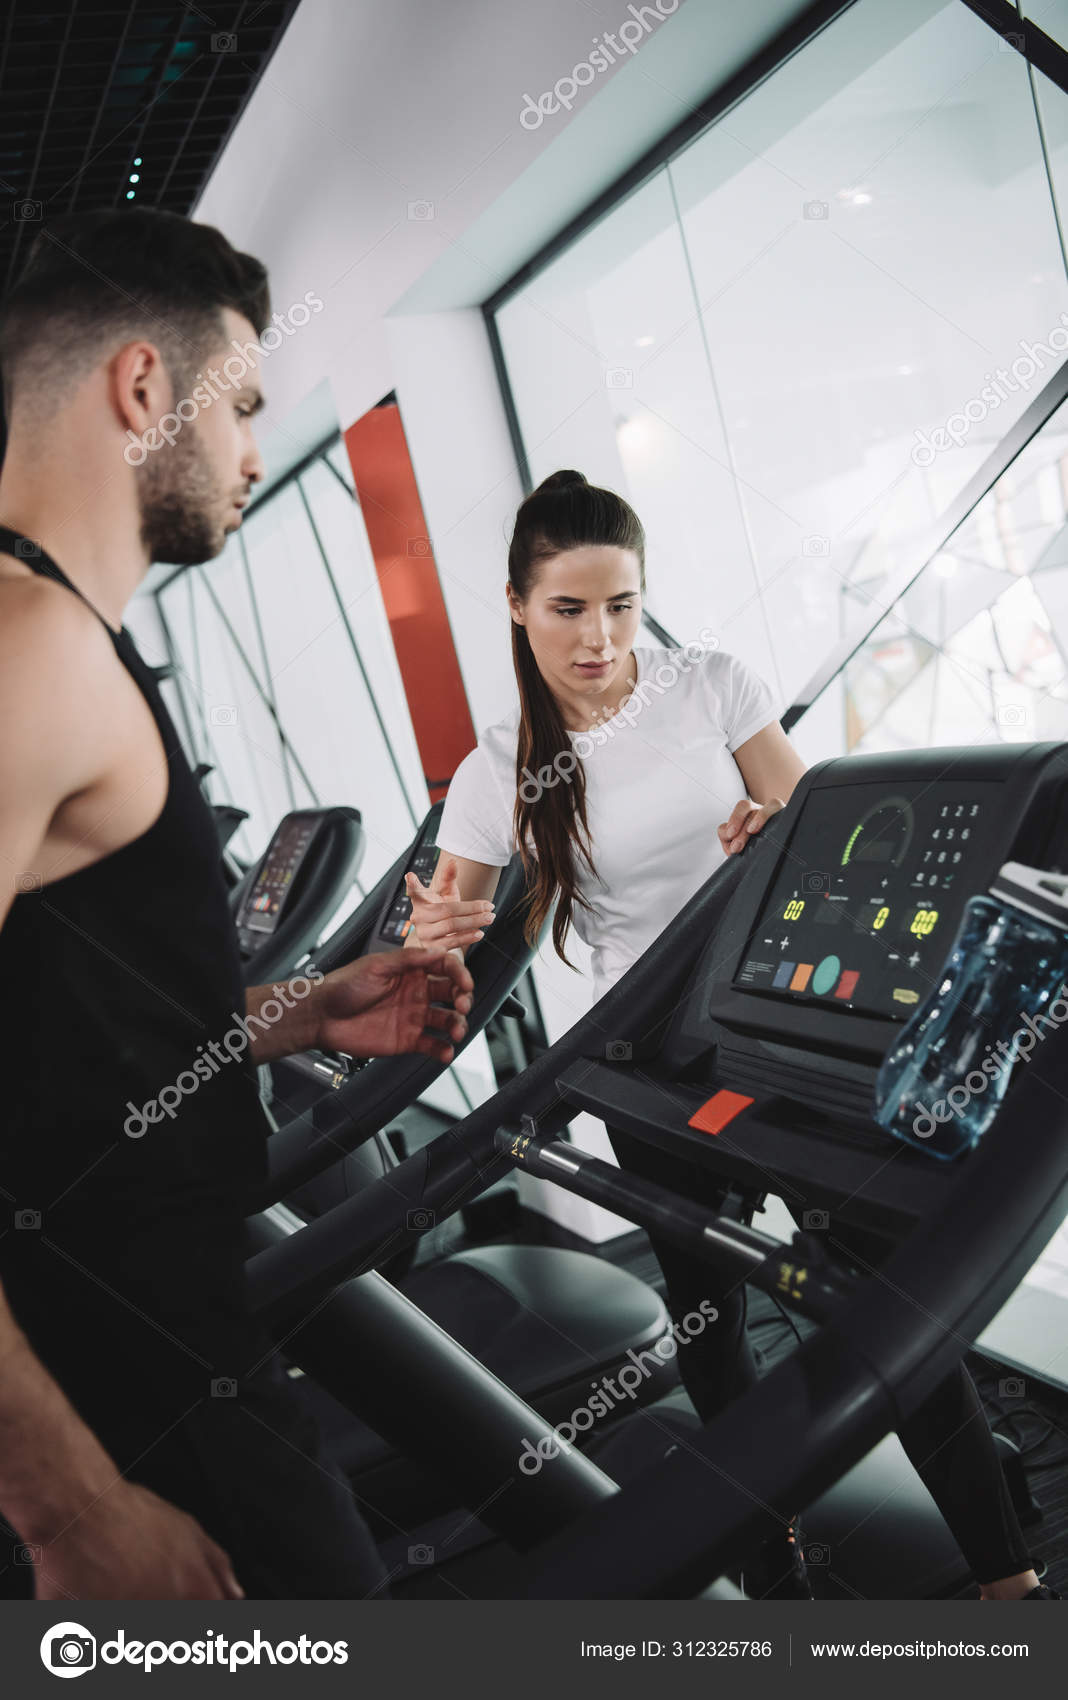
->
[831,1219,1037,1596]
[889,1358,1036,1594]
[604,1133,1038,1596]
[604,1128,761,1419]
[603,1129,810,1597]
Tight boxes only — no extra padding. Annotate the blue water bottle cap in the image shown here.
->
[989,861,1068,930]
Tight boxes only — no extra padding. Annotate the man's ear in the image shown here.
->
[111,339,170,434]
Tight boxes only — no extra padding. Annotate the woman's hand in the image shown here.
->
[404,855,495,953]
[718,796,786,856]
[313,949,474,1063]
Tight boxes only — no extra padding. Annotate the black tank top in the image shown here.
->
[0,529,275,1424]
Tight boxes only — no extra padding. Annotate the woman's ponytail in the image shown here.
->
[508,470,645,965]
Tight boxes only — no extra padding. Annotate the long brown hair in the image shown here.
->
[509,469,646,966]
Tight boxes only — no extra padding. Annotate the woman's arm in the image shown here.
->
[719,722,807,855]
[403,852,501,960]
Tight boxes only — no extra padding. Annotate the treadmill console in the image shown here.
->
[370,800,445,951]
[666,744,1068,1125]
[732,779,998,1022]
[236,812,323,942]
[274,802,449,1092]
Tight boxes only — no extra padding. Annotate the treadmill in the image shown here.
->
[228,806,364,987]
[241,741,1068,1597]
[251,804,676,1525]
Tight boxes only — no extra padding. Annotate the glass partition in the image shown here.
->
[153,439,426,909]
[494,0,1068,727]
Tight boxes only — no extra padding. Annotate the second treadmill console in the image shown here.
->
[370,800,446,951]
[236,812,322,941]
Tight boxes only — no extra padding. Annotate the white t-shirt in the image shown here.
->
[436,645,779,1003]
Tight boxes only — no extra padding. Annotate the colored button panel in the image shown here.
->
[789,962,814,992]
[835,969,860,999]
[688,1089,755,1137]
[812,954,841,996]
[772,961,795,989]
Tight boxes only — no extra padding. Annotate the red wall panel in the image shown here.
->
[344,403,476,802]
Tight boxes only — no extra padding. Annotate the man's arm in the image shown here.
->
[244,977,319,1058]
[0,584,243,1598]
[0,1264,119,1538]
[0,1287,241,1600]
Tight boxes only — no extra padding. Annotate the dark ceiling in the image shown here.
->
[0,1,301,300]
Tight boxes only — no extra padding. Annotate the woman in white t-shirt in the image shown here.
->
[404,470,1047,1603]
[407,468,804,994]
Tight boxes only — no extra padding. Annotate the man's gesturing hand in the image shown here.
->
[312,948,474,1063]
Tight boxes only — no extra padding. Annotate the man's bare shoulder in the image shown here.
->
[0,570,118,685]
[0,573,124,796]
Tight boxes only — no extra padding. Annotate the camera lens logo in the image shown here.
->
[40,1623,96,1678]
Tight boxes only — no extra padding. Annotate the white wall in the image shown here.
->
[197,0,670,429]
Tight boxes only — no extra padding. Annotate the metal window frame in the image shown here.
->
[154,426,423,831]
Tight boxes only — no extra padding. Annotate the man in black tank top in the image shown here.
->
[0,210,482,1600]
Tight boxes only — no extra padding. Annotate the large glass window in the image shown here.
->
[150,438,426,915]
[494,0,1068,744]
[842,398,1068,749]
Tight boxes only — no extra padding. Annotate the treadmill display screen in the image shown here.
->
[241,815,318,935]
[732,780,1000,1021]
[379,840,440,944]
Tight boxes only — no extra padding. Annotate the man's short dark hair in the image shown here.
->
[0,207,270,423]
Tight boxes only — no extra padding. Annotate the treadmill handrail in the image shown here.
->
[246,848,538,1211]
[244,848,756,1315]
[508,1017,1068,1595]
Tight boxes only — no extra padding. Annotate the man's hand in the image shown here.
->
[311,948,474,1063]
[717,796,786,856]
[32,1481,244,1601]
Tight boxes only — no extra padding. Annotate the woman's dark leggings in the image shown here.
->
[607,1129,1033,1586]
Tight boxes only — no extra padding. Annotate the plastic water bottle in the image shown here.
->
[873,862,1068,1160]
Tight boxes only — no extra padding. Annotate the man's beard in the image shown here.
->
[135,425,225,566]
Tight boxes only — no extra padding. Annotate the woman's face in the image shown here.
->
[508,545,644,716]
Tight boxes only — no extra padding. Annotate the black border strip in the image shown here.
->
[962,0,1068,96]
